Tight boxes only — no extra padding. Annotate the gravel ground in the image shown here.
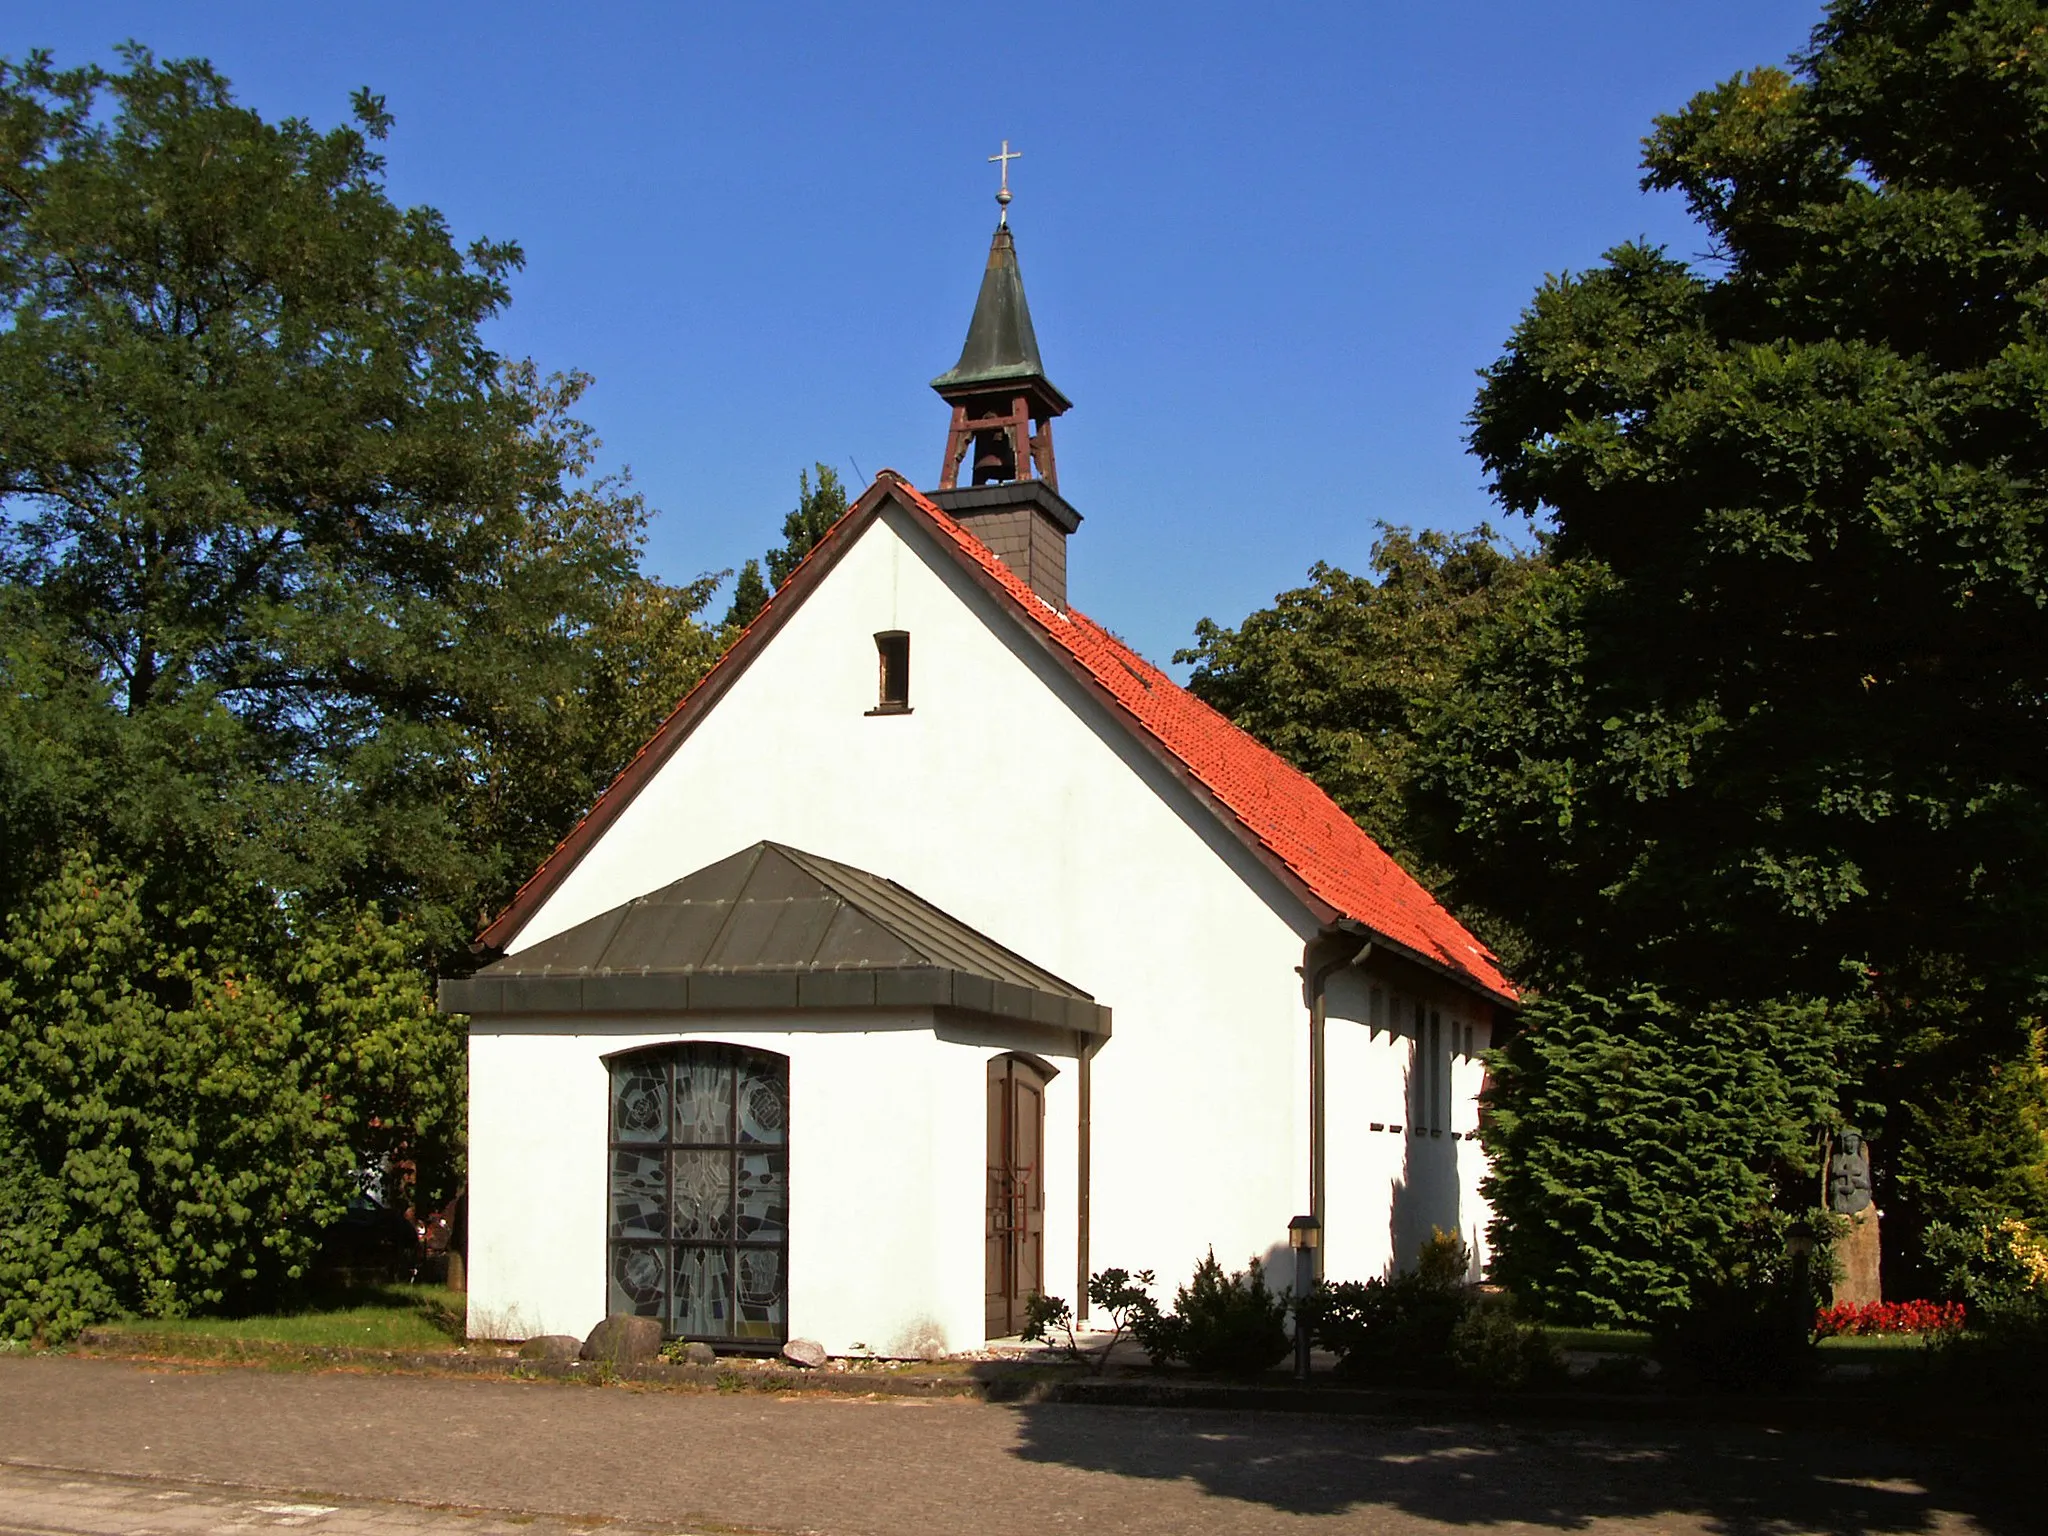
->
[0,1354,2027,1535]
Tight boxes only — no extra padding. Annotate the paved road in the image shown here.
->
[0,1462,707,1536]
[0,1356,2026,1535]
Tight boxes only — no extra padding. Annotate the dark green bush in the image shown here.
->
[1653,1281,1818,1392]
[1135,1250,1290,1378]
[0,851,451,1342]
[1915,1216,2048,1400]
[1921,1292,2048,1399]
[1300,1233,1561,1389]
[1446,1294,1565,1390]
[1481,985,1857,1328]
[1922,1214,2048,1310]
[1649,1212,1833,1392]
[1301,1230,1470,1380]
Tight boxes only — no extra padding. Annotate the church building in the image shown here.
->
[443,172,1517,1357]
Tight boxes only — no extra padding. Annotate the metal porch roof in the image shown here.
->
[441,841,1109,1035]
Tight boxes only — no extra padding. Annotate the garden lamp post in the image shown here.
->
[1787,1219,1814,1272]
[1786,1219,1816,1336]
[1289,1214,1320,1381]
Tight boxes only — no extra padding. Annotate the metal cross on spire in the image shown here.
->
[989,139,1021,225]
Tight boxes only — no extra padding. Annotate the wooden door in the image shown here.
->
[985,1055,1047,1338]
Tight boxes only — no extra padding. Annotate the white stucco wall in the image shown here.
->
[472,501,1495,1345]
[1323,968,1496,1283]
[467,1010,1080,1356]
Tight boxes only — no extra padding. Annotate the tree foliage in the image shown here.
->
[1453,0,2048,1015]
[1432,0,2048,1279]
[766,465,849,590]
[722,558,769,632]
[0,47,723,1328]
[717,465,852,632]
[0,852,356,1340]
[0,47,720,954]
[1180,526,1543,960]
[718,463,853,634]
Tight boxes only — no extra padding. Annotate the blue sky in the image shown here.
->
[16,3,1819,668]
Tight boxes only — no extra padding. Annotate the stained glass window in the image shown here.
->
[607,1044,789,1344]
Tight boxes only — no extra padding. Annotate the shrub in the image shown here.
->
[1021,1268,1160,1374]
[1481,985,1859,1327]
[1446,1294,1565,1390]
[1923,1214,2048,1310]
[0,855,358,1341]
[1654,1273,1819,1392]
[0,851,450,1342]
[1300,1229,1472,1381]
[1921,1290,2048,1399]
[1648,1210,1848,1392]
[1135,1250,1290,1378]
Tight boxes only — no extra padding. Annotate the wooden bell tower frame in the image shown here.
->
[937,383,1064,494]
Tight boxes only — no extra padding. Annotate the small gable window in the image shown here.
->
[870,631,911,714]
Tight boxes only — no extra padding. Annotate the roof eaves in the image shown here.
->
[884,481,1513,1004]
[1332,919,1521,1012]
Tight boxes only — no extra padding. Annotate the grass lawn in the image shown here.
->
[1817,1332,1939,1359]
[92,1284,466,1351]
[1546,1326,1653,1353]
[1545,1326,1939,1359]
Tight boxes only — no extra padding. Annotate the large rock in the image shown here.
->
[682,1341,717,1366]
[580,1314,663,1366]
[517,1334,581,1363]
[781,1338,828,1369]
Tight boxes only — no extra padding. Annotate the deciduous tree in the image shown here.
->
[1179,527,1541,962]
[1458,0,2048,1010]
[0,48,721,953]
[0,46,725,1326]
[1447,0,2048,1284]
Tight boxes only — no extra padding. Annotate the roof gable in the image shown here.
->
[478,473,1515,1005]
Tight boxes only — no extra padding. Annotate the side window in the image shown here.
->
[1409,999,1428,1132]
[1429,1009,1446,1135]
[870,631,911,714]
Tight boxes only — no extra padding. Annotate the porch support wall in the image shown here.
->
[467,1009,1080,1357]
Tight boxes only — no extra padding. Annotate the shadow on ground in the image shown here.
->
[1003,1404,2029,1533]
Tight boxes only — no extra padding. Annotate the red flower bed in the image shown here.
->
[1812,1299,1965,1338]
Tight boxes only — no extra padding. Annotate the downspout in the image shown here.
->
[1305,935,1374,1279]
[1075,1029,1097,1321]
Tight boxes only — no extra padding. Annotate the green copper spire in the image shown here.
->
[930,224,1067,404]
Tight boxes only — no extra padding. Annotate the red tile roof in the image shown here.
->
[480,472,1516,1005]
[892,480,1517,1005]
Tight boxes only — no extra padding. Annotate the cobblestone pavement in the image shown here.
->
[0,1356,2027,1535]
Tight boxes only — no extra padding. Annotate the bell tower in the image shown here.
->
[927,141,1081,610]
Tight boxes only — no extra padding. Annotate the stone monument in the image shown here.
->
[1827,1130,1883,1305]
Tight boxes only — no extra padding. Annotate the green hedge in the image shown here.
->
[1481,984,1857,1326]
